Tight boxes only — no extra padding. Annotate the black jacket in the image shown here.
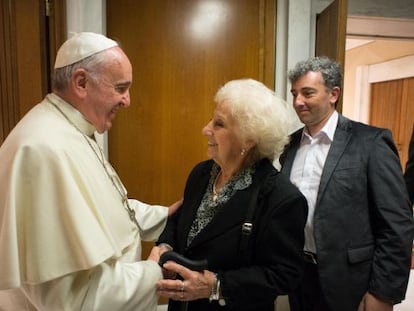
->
[158,158,307,311]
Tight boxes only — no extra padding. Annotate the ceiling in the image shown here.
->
[314,0,414,50]
[347,0,414,19]
[314,0,414,19]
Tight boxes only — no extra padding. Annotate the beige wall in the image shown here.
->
[343,40,414,121]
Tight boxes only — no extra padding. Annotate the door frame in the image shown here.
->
[354,54,414,124]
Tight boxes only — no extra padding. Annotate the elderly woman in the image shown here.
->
[156,79,307,311]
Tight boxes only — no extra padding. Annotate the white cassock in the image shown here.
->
[0,93,168,310]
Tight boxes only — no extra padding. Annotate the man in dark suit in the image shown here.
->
[404,124,414,204]
[280,56,414,311]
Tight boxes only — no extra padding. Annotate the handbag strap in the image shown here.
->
[239,173,268,263]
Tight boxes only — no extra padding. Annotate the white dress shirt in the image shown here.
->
[290,111,338,253]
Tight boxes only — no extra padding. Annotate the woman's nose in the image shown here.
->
[202,121,212,136]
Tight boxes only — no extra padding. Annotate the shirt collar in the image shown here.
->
[301,110,338,142]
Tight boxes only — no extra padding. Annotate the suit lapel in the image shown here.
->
[317,115,352,203]
[281,115,353,205]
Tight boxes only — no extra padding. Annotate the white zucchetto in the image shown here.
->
[54,32,118,69]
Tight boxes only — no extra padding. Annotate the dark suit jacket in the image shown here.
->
[158,158,308,311]
[280,114,414,310]
[404,123,414,204]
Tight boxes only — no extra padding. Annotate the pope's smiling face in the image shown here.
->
[84,47,133,133]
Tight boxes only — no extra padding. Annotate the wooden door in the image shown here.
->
[400,78,414,169]
[315,0,348,113]
[0,0,65,144]
[370,77,414,168]
[106,1,275,213]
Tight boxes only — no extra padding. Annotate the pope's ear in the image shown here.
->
[71,69,88,95]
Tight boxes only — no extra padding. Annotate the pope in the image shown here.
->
[0,32,180,311]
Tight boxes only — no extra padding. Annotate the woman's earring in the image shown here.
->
[241,149,246,156]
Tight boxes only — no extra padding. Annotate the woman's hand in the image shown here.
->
[157,261,216,301]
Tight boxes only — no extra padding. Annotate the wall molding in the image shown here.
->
[368,54,414,83]
[347,16,414,40]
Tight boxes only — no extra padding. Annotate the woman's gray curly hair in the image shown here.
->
[214,79,290,162]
